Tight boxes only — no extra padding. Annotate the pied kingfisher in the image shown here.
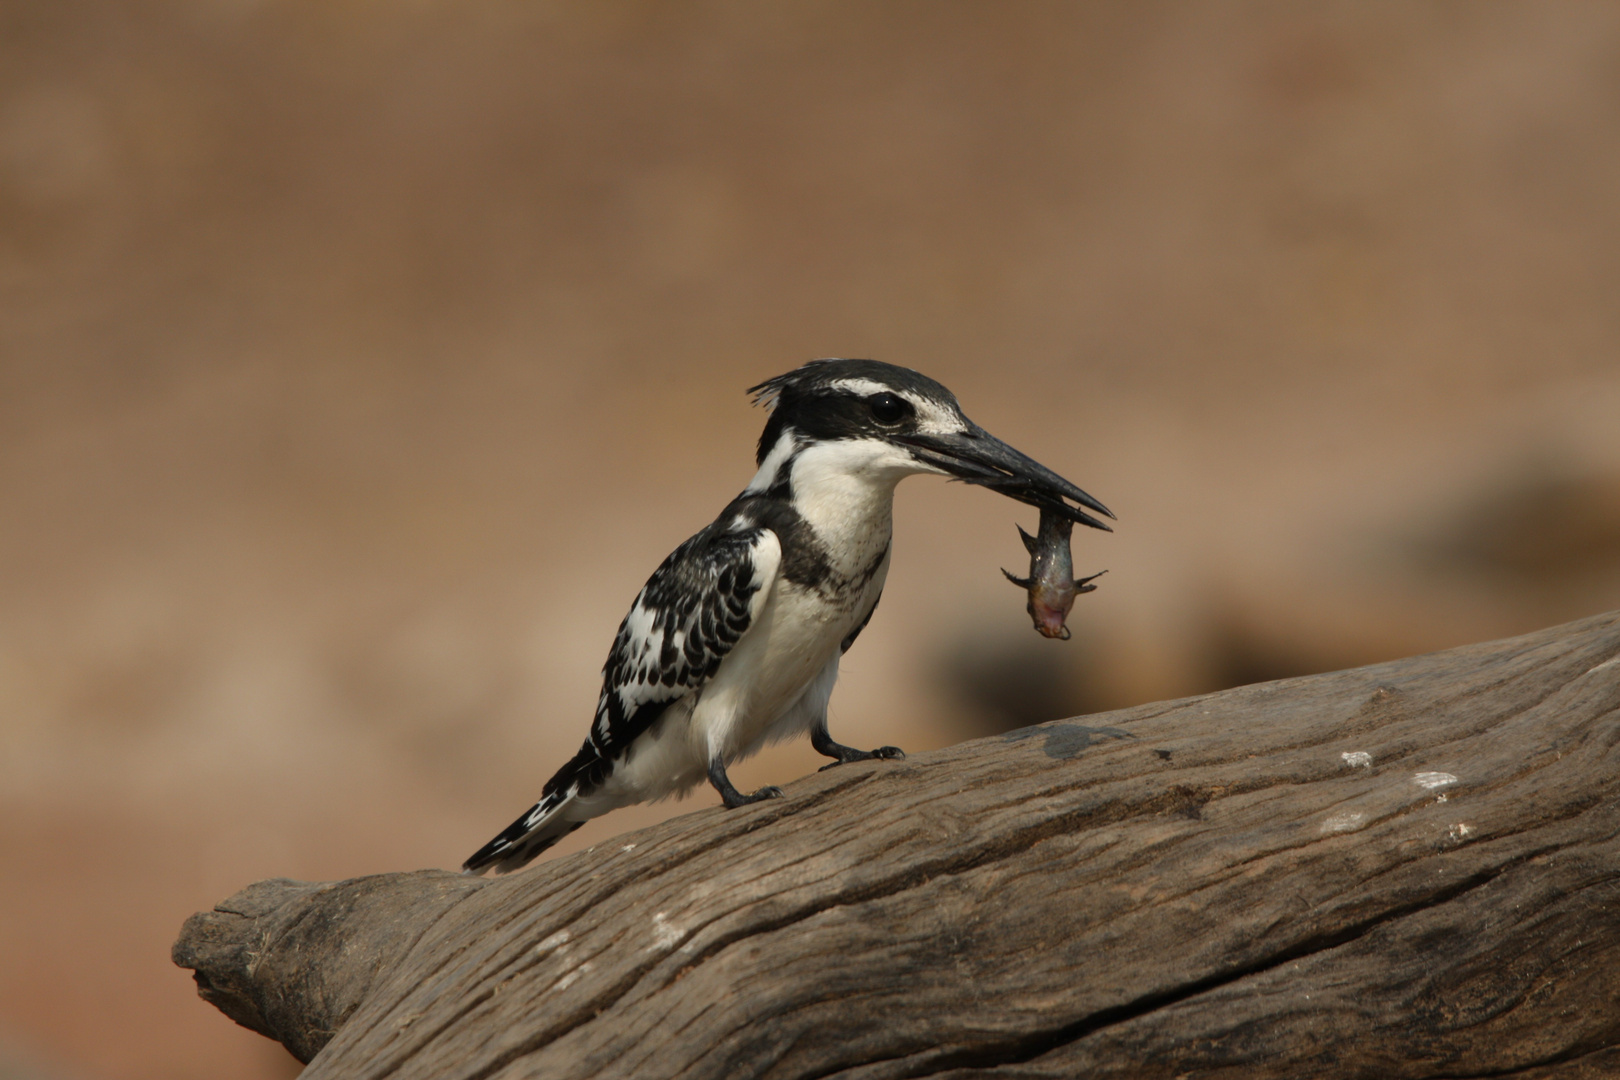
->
[463,359,1112,874]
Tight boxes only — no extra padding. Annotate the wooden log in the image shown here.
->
[174,612,1620,1078]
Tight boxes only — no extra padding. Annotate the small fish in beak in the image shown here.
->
[889,404,1112,638]
[1002,508,1105,640]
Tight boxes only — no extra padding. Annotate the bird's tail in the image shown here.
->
[462,791,584,875]
[463,744,606,874]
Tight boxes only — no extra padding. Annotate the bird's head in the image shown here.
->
[747,359,1113,530]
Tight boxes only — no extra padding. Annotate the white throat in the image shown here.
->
[783,438,930,572]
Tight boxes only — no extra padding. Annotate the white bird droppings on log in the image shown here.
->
[1320,810,1366,833]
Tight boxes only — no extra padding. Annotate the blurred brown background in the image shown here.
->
[3,2,1620,1077]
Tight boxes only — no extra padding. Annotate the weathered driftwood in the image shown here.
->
[175,612,1620,1078]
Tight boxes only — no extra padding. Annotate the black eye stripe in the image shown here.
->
[761,387,922,446]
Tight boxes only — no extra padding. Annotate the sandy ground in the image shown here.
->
[3,3,1620,1077]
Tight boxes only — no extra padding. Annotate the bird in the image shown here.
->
[463,358,1113,874]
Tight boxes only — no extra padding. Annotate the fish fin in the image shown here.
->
[1001,567,1032,588]
[1074,569,1107,594]
[1016,524,1039,555]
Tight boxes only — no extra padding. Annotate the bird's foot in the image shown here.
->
[722,784,784,809]
[816,744,906,771]
[708,755,786,809]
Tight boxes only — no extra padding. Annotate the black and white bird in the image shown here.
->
[463,359,1112,874]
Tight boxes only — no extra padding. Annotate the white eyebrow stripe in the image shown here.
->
[828,377,893,397]
[826,377,968,436]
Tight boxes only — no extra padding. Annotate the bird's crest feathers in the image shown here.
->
[748,358,959,410]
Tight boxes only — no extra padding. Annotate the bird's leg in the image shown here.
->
[811,721,905,772]
[707,754,784,809]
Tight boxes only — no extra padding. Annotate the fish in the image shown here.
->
[1002,508,1105,640]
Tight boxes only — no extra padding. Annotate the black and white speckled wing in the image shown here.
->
[463,520,781,874]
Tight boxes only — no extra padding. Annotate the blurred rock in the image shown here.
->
[0,1041,77,1080]
[1419,465,1620,593]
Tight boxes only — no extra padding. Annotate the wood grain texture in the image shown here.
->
[175,612,1620,1078]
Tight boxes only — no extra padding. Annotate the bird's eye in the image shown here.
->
[868,392,911,425]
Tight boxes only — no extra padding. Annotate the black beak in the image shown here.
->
[898,424,1116,531]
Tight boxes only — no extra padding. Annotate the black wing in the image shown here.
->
[586,520,781,768]
[463,516,781,873]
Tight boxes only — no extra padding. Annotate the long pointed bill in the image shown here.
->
[899,424,1116,531]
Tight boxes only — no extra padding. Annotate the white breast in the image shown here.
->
[691,548,889,762]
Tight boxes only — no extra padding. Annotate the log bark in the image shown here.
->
[174,612,1620,1078]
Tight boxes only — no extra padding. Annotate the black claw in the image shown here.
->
[1016,523,1040,555]
[811,723,906,770]
[816,744,907,770]
[710,755,785,808]
[722,784,784,808]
